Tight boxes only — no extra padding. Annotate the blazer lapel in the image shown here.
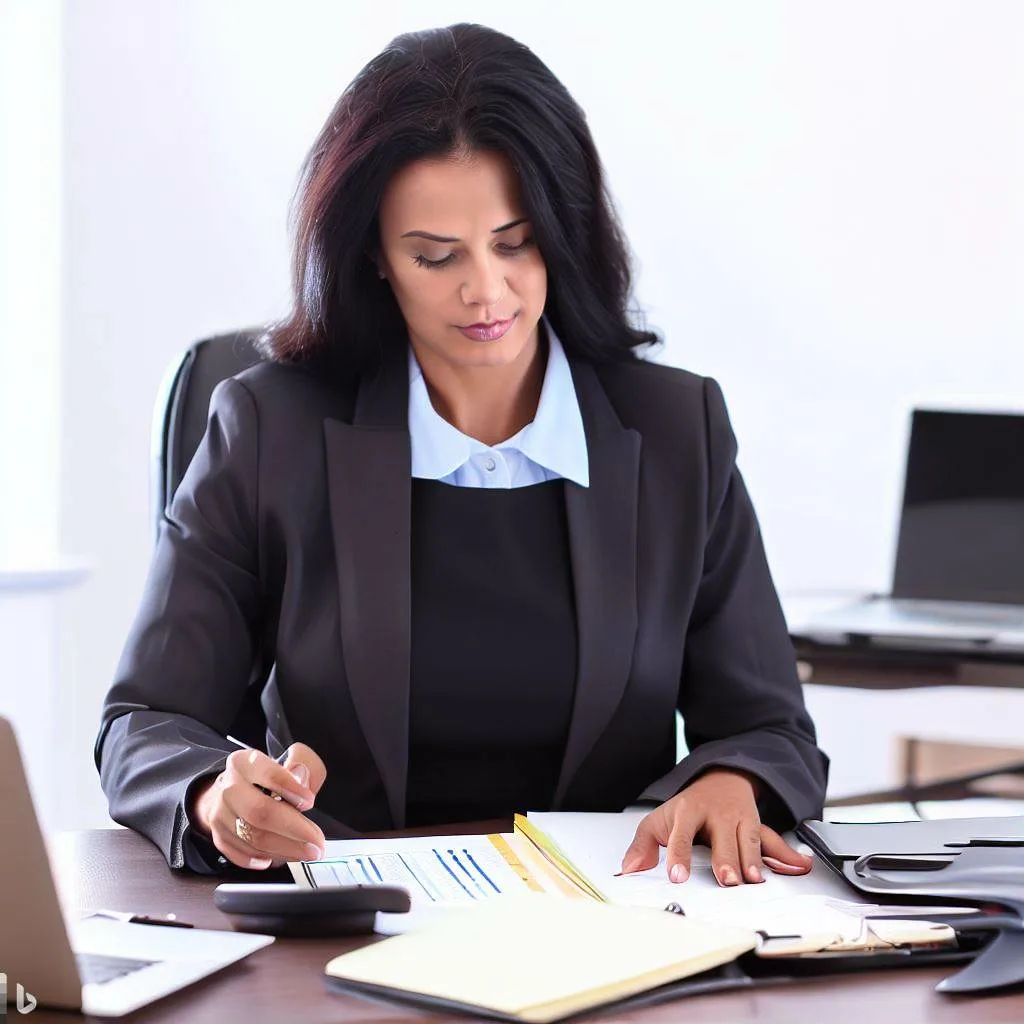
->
[554,358,642,807]
[324,351,411,828]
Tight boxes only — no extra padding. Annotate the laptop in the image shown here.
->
[796,408,1024,653]
[0,716,274,1016]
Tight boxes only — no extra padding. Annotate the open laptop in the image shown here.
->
[795,408,1024,653]
[0,716,274,1016]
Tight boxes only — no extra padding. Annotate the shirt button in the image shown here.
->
[484,457,497,472]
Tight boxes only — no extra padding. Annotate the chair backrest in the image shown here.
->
[151,329,266,746]
[151,329,264,537]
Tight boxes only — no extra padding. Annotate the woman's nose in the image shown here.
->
[461,256,506,310]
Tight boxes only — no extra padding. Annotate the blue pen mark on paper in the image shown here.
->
[464,849,502,894]
[448,849,487,897]
[353,857,376,883]
[434,849,473,897]
[309,838,527,906]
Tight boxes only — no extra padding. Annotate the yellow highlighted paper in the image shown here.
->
[513,813,606,902]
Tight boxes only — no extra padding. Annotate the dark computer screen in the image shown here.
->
[893,409,1024,603]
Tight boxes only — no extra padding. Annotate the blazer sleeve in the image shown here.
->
[637,377,829,829]
[94,377,266,872]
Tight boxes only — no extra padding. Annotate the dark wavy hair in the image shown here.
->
[260,23,659,373]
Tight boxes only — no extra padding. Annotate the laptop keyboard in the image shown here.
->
[76,952,157,986]
[892,600,1024,628]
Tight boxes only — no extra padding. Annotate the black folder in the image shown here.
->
[798,815,1024,993]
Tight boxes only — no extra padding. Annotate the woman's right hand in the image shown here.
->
[190,743,328,870]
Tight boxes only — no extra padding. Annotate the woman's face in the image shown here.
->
[376,149,548,373]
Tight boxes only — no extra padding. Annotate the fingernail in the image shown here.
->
[670,863,688,883]
[280,791,309,812]
[249,857,272,869]
[719,866,738,885]
[748,865,763,883]
[304,843,323,861]
[762,856,786,871]
[621,856,640,874]
[290,764,309,787]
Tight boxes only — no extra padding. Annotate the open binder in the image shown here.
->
[798,815,1024,993]
[322,893,978,1023]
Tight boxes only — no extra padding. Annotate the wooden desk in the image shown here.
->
[793,638,1024,802]
[34,828,1024,1023]
[793,638,1024,690]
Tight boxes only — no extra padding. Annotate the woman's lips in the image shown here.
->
[458,313,517,342]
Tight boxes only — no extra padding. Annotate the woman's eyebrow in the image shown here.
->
[400,217,529,243]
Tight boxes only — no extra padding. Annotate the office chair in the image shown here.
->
[151,329,266,747]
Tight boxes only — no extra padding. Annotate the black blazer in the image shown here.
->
[95,346,828,871]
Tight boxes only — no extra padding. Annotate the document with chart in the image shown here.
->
[289,812,969,953]
[289,831,557,905]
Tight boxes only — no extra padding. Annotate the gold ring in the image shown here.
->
[234,816,255,845]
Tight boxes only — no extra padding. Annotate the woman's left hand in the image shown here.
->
[620,768,813,886]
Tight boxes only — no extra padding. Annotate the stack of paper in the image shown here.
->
[519,812,961,953]
[292,811,965,954]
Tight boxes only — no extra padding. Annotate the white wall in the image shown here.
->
[0,1,72,833]
[49,0,1024,827]
[0,0,62,564]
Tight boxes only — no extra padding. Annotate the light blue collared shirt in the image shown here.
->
[408,317,590,489]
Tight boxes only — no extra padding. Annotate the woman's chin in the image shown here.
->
[410,315,542,372]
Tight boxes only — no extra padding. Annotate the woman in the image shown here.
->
[95,23,828,885]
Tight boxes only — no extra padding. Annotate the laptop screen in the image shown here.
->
[892,409,1024,604]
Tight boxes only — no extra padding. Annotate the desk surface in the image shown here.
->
[37,828,1024,1023]
[793,638,1024,690]
[784,595,1024,690]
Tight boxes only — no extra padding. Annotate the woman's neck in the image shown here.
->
[415,330,548,447]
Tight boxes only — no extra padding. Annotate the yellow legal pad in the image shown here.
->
[324,893,757,1023]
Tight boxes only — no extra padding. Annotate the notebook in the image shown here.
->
[795,408,1024,651]
[324,894,758,1023]
[0,716,273,1016]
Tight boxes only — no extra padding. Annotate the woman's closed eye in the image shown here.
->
[412,237,535,270]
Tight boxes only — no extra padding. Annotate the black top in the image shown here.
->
[406,478,578,825]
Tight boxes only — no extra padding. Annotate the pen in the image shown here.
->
[225,735,305,810]
[217,737,312,869]
[89,910,194,929]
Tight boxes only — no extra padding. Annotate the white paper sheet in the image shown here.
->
[523,811,969,941]
[823,798,1024,822]
[297,811,977,938]
[916,798,1024,819]
[823,802,921,823]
